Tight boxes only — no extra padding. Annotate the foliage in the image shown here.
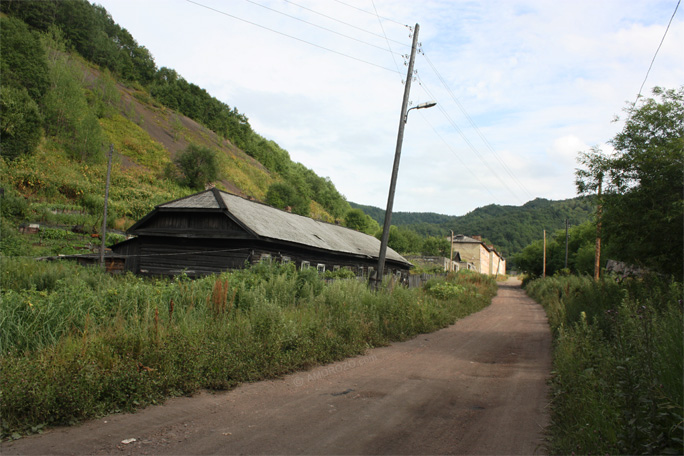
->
[513,221,602,277]
[343,208,379,234]
[576,87,684,276]
[0,16,49,101]
[173,144,220,190]
[0,16,48,159]
[0,261,497,438]
[265,182,311,216]
[421,236,450,256]
[0,0,157,85]
[0,86,43,160]
[526,275,683,455]
[423,278,466,300]
[99,114,169,169]
[41,36,106,163]
[351,197,594,258]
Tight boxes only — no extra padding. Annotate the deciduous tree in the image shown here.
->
[174,144,220,190]
[576,87,683,276]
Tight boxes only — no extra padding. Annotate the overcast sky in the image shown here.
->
[95,0,683,216]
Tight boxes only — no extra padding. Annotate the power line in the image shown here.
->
[630,0,680,114]
[415,74,525,203]
[422,53,534,201]
[371,0,402,76]
[419,113,501,204]
[280,0,409,47]
[240,0,404,54]
[330,0,408,27]
[185,0,402,74]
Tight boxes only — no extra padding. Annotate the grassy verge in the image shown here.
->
[525,274,683,455]
[0,260,496,439]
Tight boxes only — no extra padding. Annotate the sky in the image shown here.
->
[95,0,683,216]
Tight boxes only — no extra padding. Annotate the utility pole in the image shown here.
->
[376,23,420,288]
[594,177,603,281]
[543,230,546,278]
[450,230,454,272]
[564,218,569,269]
[100,144,113,269]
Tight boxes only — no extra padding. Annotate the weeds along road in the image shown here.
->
[4,278,552,455]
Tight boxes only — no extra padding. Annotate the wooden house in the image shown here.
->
[111,188,412,278]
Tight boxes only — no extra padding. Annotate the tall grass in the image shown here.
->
[0,259,497,439]
[526,274,683,455]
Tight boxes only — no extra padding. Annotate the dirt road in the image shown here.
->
[3,278,552,455]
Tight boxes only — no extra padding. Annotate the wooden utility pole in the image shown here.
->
[100,144,113,269]
[564,218,569,269]
[543,230,546,278]
[594,178,603,281]
[450,230,454,272]
[376,23,420,288]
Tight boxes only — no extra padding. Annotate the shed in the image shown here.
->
[111,188,412,278]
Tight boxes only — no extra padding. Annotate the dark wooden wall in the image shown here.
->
[113,236,410,278]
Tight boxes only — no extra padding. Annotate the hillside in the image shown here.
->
[0,0,351,251]
[350,197,595,257]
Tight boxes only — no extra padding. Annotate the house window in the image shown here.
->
[357,266,364,277]
[317,263,326,273]
[333,265,340,271]
[281,256,291,264]
[301,261,310,270]
[260,253,272,263]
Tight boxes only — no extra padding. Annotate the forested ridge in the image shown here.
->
[351,197,595,257]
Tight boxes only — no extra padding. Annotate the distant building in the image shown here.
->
[405,253,475,273]
[111,188,412,278]
[449,234,506,276]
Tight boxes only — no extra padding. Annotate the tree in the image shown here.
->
[576,87,684,276]
[174,144,220,190]
[0,87,43,160]
[265,182,310,216]
[344,208,370,232]
[422,236,450,256]
[576,146,610,280]
[343,208,379,234]
[0,17,49,101]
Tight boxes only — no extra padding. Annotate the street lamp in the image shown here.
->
[375,99,436,288]
[405,101,437,122]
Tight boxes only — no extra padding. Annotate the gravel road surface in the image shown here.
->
[3,277,551,455]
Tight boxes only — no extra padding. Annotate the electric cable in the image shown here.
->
[415,74,525,204]
[371,0,402,76]
[629,0,680,116]
[280,0,409,47]
[240,0,404,54]
[422,53,534,200]
[185,0,402,74]
[330,0,408,27]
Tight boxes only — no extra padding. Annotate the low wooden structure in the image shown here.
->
[111,188,412,278]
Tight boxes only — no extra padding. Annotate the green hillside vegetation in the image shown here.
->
[0,1,351,261]
[351,196,594,258]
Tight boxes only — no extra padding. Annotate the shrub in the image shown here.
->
[527,275,683,455]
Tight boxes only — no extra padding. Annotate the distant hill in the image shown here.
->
[350,197,595,257]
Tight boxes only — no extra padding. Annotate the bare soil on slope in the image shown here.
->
[3,278,552,455]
